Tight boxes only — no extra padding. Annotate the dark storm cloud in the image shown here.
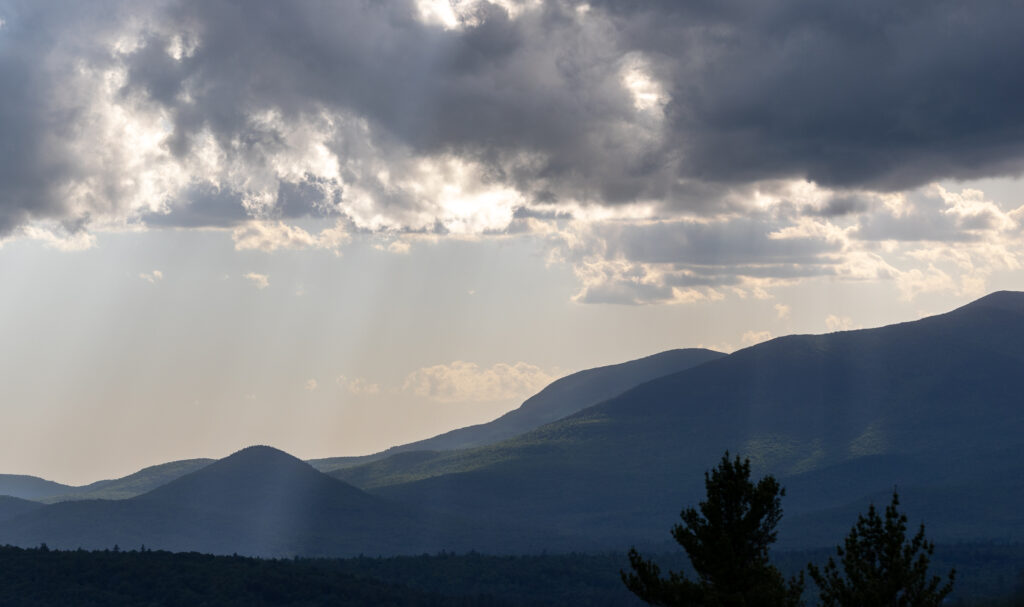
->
[598,0,1024,190]
[119,0,668,208]
[2,0,1024,237]
[112,0,1024,201]
[0,2,93,234]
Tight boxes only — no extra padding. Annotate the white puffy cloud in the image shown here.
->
[402,361,557,403]
[741,330,772,346]
[20,226,98,252]
[524,180,1024,305]
[894,265,956,301]
[232,220,350,253]
[774,304,791,320]
[139,270,163,283]
[385,239,412,254]
[243,272,269,289]
[547,203,847,304]
[825,315,856,332]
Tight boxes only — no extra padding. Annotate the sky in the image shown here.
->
[1,0,1023,484]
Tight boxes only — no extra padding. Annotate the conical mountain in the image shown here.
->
[0,445,540,556]
[337,292,1024,548]
[139,446,373,512]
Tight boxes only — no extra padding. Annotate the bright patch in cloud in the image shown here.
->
[620,54,667,113]
[774,304,791,319]
[414,0,459,28]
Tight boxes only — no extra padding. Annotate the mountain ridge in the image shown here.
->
[1,350,722,501]
[4,292,1024,554]
[332,290,1024,549]
[309,347,724,472]
[0,475,74,502]
[0,445,559,556]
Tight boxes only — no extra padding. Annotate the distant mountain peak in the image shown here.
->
[136,444,375,516]
[957,290,1024,313]
[180,445,321,483]
[223,445,300,462]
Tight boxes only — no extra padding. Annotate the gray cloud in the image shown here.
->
[0,2,100,233]
[599,0,1024,189]
[803,195,870,218]
[600,219,841,266]
[2,0,1024,239]
[141,184,248,228]
[123,0,669,210]
[561,216,849,304]
[142,177,340,228]
[854,190,983,242]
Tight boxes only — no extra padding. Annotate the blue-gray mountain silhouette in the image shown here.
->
[0,476,74,502]
[0,446,551,556]
[310,348,724,472]
[4,292,1024,555]
[0,459,213,503]
[331,291,1024,549]
[0,496,42,523]
[2,350,722,501]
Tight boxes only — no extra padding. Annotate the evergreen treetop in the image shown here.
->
[622,452,803,606]
[808,491,955,607]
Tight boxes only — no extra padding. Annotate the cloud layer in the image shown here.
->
[2,0,1023,302]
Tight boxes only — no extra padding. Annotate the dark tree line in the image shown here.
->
[623,452,956,607]
[0,546,486,606]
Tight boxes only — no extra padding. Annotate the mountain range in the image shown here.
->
[1,348,721,502]
[2,291,1023,555]
[0,445,563,556]
[0,459,214,504]
[328,290,1024,548]
[308,347,724,472]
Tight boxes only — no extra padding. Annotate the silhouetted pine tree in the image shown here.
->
[808,491,954,607]
[622,452,803,606]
